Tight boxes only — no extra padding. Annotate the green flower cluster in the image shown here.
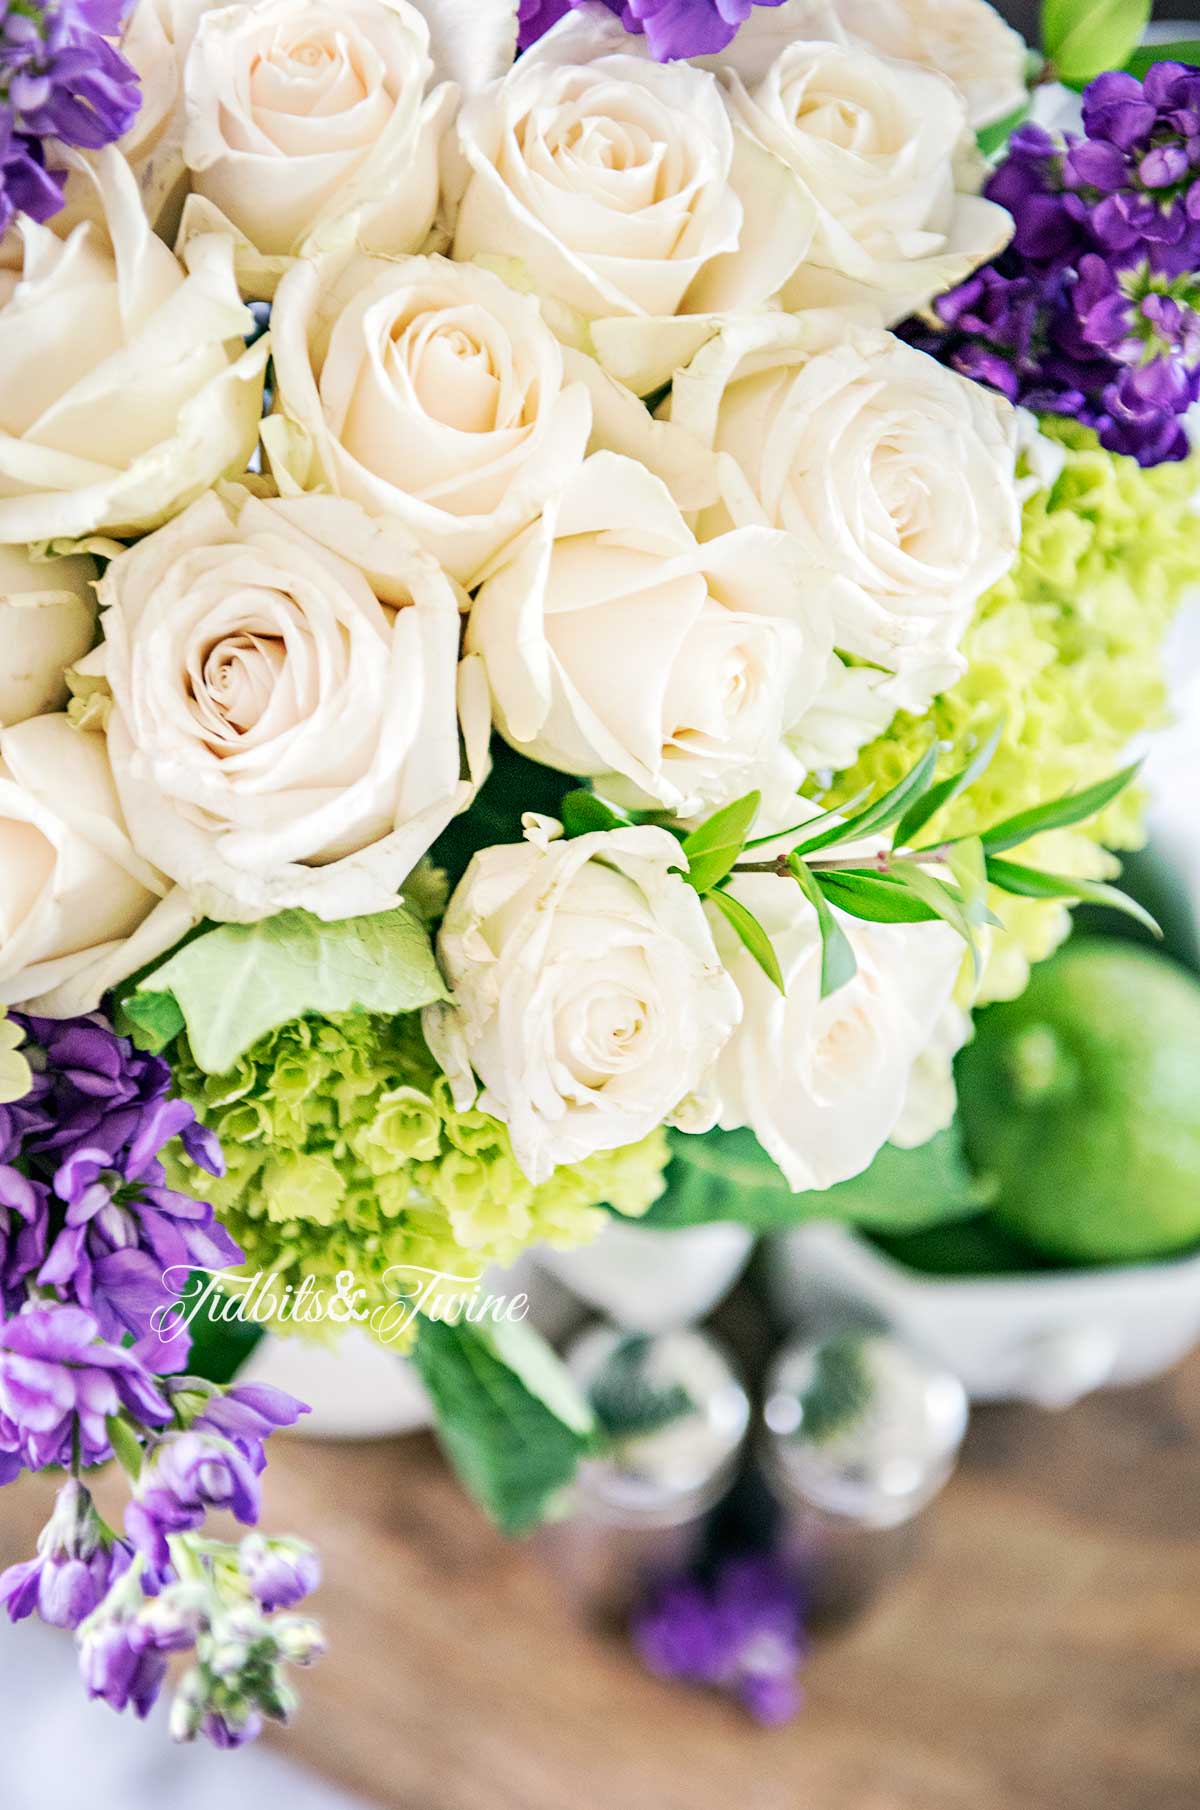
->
[166,1010,668,1345]
[815,421,1200,1000]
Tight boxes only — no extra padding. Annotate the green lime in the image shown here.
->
[957,939,1200,1264]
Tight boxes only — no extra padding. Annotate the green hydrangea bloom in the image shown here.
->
[813,421,1200,1000]
[167,1010,668,1346]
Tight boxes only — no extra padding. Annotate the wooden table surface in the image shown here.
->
[3,1353,1199,1810]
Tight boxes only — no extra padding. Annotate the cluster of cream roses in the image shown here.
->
[0,0,1028,1193]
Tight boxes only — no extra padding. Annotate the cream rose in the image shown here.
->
[90,486,490,923]
[450,8,801,393]
[0,545,98,726]
[118,0,210,231]
[0,147,266,547]
[425,817,742,1184]
[711,821,963,1191]
[468,451,834,816]
[835,0,1029,132]
[0,714,174,1011]
[668,314,1019,714]
[718,24,1012,324]
[266,252,591,586]
[180,0,455,300]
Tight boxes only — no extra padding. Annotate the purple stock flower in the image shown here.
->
[238,1535,321,1613]
[0,0,140,235]
[0,1011,236,1345]
[517,0,788,60]
[126,1430,263,1575]
[0,1478,131,1629]
[0,1303,171,1474]
[193,1381,309,1476]
[910,65,1200,467]
[633,1556,806,1725]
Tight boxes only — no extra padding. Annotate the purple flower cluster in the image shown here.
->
[632,1556,806,1724]
[517,0,787,61]
[908,64,1200,466]
[0,0,140,236]
[0,1011,237,1353]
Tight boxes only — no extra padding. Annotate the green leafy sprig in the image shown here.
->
[560,728,1158,1006]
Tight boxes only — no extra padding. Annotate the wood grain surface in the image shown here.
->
[3,1353,1198,1810]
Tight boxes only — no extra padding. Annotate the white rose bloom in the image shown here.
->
[450,7,799,393]
[711,820,963,1192]
[834,0,1029,132]
[0,714,176,1010]
[667,314,1019,714]
[425,816,742,1184]
[0,147,266,547]
[180,0,456,301]
[468,451,834,816]
[890,1000,971,1150]
[91,486,490,923]
[718,24,1012,324]
[266,251,591,586]
[0,545,97,726]
[118,0,210,231]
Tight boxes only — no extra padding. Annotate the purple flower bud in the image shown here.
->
[127,1431,263,1573]
[238,1536,321,1612]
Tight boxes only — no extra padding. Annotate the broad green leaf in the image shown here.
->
[791,743,940,858]
[1126,40,1200,78]
[680,790,761,893]
[411,1318,594,1535]
[1043,0,1152,87]
[560,789,629,838]
[895,721,1005,849]
[980,761,1141,855]
[815,869,941,925]
[889,861,975,945]
[642,1124,992,1232]
[985,856,1163,936]
[789,856,858,998]
[115,988,186,1054]
[135,905,449,1075]
[707,888,785,992]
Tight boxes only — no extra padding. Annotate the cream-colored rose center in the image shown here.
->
[556,974,656,1090]
[0,817,55,940]
[197,630,287,736]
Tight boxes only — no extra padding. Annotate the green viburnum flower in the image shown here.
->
[166,1010,668,1347]
[0,1014,32,1104]
[813,420,1200,1001]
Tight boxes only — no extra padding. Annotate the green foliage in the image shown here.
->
[641,1124,992,1233]
[679,791,761,894]
[1043,0,1152,87]
[412,1317,594,1534]
[1126,40,1200,78]
[125,907,447,1075]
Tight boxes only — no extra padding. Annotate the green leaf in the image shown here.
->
[889,861,975,945]
[680,790,761,894]
[642,1124,992,1232]
[789,856,858,998]
[895,721,1005,850]
[707,888,785,993]
[980,761,1141,855]
[791,743,940,858]
[135,905,449,1075]
[985,856,1163,936]
[114,988,185,1054]
[1126,40,1200,78]
[560,789,629,838]
[815,869,942,925]
[105,1414,145,1481]
[411,1317,594,1535]
[742,787,872,853]
[1043,0,1152,87]
[945,836,999,929]
[977,99,1033,158]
